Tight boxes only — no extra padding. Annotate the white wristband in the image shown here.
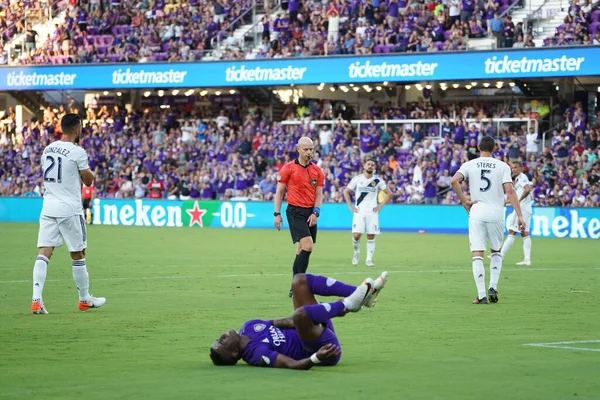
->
[310,353,321,364]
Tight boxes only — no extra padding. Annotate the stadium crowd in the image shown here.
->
[542,1,600,46]
[2,0,535,65]
[1,97,599,207]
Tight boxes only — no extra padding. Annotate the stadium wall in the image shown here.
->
[1,198,599,239]
[1,47,599,90]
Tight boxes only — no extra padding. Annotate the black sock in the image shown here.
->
[292,254,299,277]
[297,250,312,274]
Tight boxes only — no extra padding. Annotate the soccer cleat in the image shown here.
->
[364,271,388,308]
[31,300,49,314]
[343,280,373,312]
[288,289,293,298]
[352,254,359,266]
[488,287,499,303]
[366,260,375,267]
[78,296,106,311]
[516,260,531,266]
[473,297,488,304]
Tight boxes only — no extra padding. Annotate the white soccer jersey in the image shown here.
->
[513,172,533,213]
[40,141,89,217]
[347,174,387,214]
[457,157,512,221]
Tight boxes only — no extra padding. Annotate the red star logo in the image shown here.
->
[186,202,207,227]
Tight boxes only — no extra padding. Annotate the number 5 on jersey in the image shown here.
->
[480,169,491,192]
[44,155,63,183]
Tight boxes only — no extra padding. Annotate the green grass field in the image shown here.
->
[0,223,599,400]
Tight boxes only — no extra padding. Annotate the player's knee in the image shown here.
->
[353,233,361,241]
[301,242,313,252]
[366,234,375,240]
[70,251,85,260]
[292,273,307,288]
[292,306,308,326]
[38,247,54,259]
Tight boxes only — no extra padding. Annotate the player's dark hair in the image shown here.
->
[61,113,81,135]
[210,348,239,366]
[365,158,377,168]
[512,161,523,167]
[479,136,496,153]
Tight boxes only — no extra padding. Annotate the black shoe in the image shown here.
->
[289,289,293,298]
[488,288,498,303]
[473,297,488,304]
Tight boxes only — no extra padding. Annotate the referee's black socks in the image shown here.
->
[297,250,312,274]
[292,254,299,277]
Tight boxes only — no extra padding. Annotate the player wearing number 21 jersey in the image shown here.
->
[451,136,525,305]
[31,113,106,315]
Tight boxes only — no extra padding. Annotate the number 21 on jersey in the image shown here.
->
[44,155,63,183]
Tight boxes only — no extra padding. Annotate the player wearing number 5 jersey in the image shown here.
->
[31,114,106,315]
[451,136,525,305]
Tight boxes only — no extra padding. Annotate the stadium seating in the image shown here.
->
[543,1,600,46]
[3,0,529,65]
[1,99,598,207]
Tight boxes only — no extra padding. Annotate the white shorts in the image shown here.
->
[37,214,87,252]
[506,209,532,233]
[352,213,380,235]
[468,218,504,252]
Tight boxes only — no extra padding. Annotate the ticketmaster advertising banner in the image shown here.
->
[1,47,599,90]
[1,198,599,239]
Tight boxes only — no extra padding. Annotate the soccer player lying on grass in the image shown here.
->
[210,271,388,370]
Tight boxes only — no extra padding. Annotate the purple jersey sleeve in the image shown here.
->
[240,319,307,367]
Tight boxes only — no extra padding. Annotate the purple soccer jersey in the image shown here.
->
[240,319,341,367]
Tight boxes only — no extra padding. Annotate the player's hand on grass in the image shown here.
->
[316,344,341,361]
[274,215,283,231]
[307,213,318,227]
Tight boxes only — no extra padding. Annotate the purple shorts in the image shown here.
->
[301,320,341,366]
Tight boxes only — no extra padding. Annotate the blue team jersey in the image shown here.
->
[240,318,342,367]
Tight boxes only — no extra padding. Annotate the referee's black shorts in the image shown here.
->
[286,205,317,244]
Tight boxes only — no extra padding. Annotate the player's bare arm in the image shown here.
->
[307,186,323,227]
[80,169,94,187]
[518,183,532,202]
[274,344,342,370]
[274,182,286,230]
[504,183,526,231]
[450,172,474,213]
[343,187,358,213]
[373,187,393,213]
[272,317,295,329]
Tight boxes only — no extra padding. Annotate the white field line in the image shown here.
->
[523,340,600,353]
[0,266,599,284]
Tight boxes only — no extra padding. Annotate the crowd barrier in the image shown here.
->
[1,198,599,239]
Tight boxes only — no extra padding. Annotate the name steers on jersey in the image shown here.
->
[347,174,387,213]
[457,157,513,222]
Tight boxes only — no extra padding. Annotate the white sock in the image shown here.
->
[489,253,503,290]
[352,239,360,255]
[472,257,486,299]
[32,256,49,301]
[366,240,375,261]
[523,236,532,262]
[500,235,515,258]
[72,259,91,301]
